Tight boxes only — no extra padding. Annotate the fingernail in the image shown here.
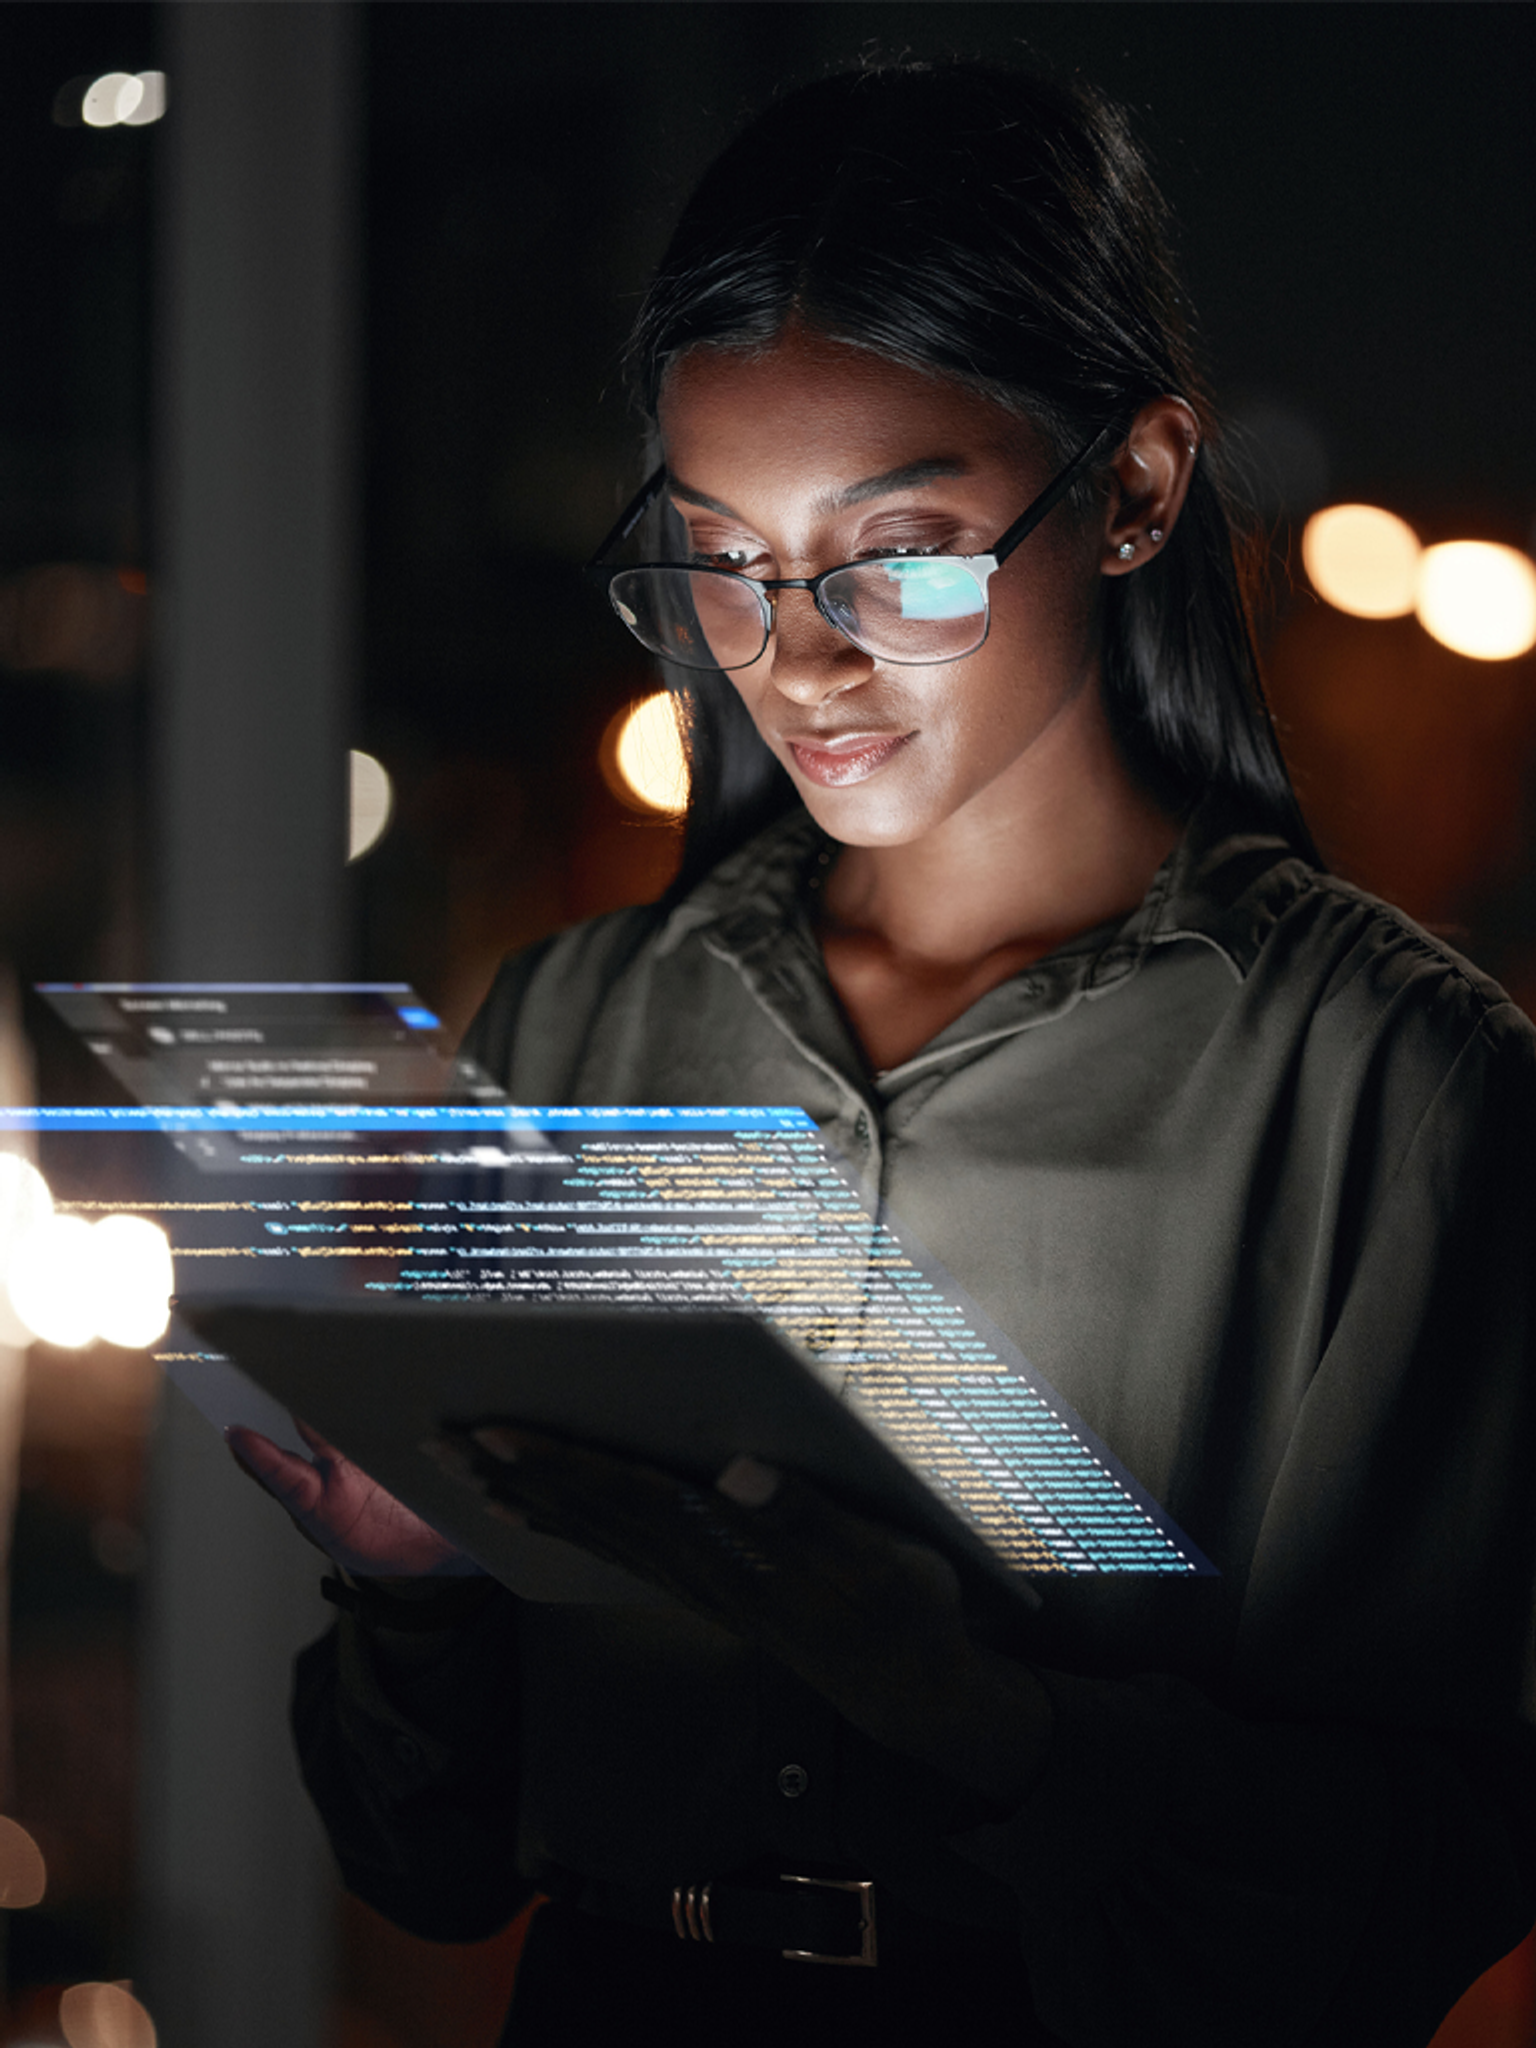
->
[470,1425,522,1463]
[714,1454,780,1509]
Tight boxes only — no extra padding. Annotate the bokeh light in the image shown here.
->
[91,1216,176,1349]
[0,1816,47,1908]
[0,1154,54,1247]
[347,749,394,861]
[120,72,167,127]
[82,74,141,127]
[0,1155,55,1349]
[0,562,148,684]
[1415,542,1536,662]
[1301,505,1421,619]
[5,1212,173,1351]
[80,71,166,129]
[8,1215,101,1349]
[59,1982,157,2048]
[603,692,690,814]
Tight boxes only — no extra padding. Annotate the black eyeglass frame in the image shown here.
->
[584,419,1125,671]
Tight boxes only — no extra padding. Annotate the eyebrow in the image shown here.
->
[822,458,970,511]
[666,456,970,523]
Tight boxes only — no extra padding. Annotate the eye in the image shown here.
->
[852,512,975,560]
[681,521,771,574]
[690,547,757,572]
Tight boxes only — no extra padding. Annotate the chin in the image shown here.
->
[796,781,936,848]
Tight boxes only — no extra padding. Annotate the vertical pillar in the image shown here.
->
[137,5,359,2043]
[153,1,355,968]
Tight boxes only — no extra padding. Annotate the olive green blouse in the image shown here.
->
[294,804,1536,2046]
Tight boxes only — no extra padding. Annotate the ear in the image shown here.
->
[1100,396,1201,578]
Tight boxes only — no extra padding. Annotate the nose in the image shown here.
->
[763,588,873,704]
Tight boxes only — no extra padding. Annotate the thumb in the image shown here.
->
[226,1426,324,1519]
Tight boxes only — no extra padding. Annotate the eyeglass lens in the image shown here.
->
[608,558,990,672]
[610,567,767,671]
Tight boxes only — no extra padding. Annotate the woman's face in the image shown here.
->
[657,326,1114,851]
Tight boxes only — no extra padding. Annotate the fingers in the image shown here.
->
[440,1425,780,1607]
[468,1427,730,1585]
[435,1425,1001,1765]
[447,1424,950,1644]
[227,1424,480,1579]
[226,1425,323,1512]
[293,1417,347,1463]
[225,1426,335,1561]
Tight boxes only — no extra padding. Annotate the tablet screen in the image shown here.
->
[12,1067,1213,1580]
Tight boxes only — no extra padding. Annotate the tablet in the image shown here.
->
[178,1294,1045,1611]
[16,1090,1211,1588]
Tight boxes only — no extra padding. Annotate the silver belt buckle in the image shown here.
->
[670,1881,715,1943]
[779,1872,878,1967]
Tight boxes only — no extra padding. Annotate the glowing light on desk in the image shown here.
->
[1301,505,1420,618]
[604,692,690,814]
[1416,542,1536,661]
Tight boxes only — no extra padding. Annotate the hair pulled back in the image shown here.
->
[628,62,1313,886]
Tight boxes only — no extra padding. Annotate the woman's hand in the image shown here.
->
[228,1420,484,1581]
[437,1424,1051,1804]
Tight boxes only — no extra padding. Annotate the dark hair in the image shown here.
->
[627,61,1316,889]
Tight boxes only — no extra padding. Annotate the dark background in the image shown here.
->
[1,3,1533,1007]
[0,5,1532,2043]
[358,2,1536,1026]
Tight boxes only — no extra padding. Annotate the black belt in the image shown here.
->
[570,1870,879,1967]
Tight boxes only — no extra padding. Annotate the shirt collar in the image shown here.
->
[1143,800,1310,982]
[656,798,1309,988]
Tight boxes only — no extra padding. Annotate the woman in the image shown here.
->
[235,62,1536,2046]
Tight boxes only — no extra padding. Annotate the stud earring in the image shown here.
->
[1116,540,1136,561]
[1149,527,1165,544]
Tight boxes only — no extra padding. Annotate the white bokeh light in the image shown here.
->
[348,749,394,861]
[605,693,690,814]
[5,1210,173,1351]
[8,1215,100,1348]
[121,71,167,127]
[1301,504,1421,619]
[91,1215,175,1349]
[79,70,166,129]
[1415,542,1536,662]
[0,1155,55,1348]
[82,73,142,127]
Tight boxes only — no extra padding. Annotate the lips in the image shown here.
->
[784,730,913,788]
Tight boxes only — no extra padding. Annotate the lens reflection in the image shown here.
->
[610,558,990,671]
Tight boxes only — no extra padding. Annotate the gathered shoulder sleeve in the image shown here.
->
[460,904,668,1099]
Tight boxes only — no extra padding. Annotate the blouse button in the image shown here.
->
[853,1113,870,1147]
[777,1763,810,1799]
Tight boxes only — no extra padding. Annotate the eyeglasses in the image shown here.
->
[585,422,1120,673]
